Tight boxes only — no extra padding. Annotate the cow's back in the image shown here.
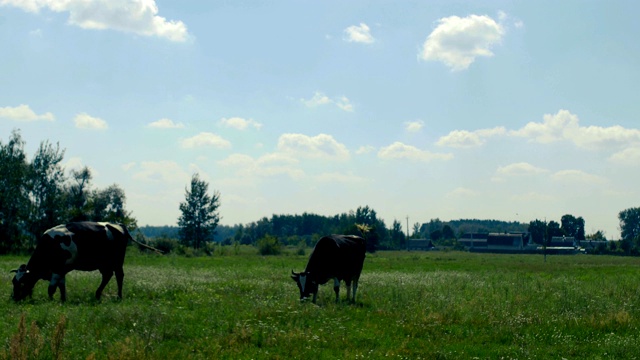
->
[42,222,128,272]
[306,235,366,283]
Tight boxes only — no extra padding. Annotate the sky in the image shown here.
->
[1,1,639,239]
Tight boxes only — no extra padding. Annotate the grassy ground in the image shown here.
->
[1,248,640,359]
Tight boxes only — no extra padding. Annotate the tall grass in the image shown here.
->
[1,249,640,359]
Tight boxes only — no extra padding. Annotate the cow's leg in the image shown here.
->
[48,273,62,300]
[115,267,124,299]
[352,278,359,303]
[333,278,340,303]
[312,292,318,304]
[58,276,67,302]
[95,269,114,300]
[345,279,352,302]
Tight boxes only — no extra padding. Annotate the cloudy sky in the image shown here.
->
[1,1,638,238]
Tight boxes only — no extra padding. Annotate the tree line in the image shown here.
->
[3,130,640,256]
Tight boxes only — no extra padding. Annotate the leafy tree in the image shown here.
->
[430,229,443,241]
[412,222,421,238]
[619,207,640,242]
[390,219,405,249]
[586,230,607,241]
[27,140,66,238]
[442,225,455,240]
[354,205,384,252]
[561,214,585,240]
[0,130,30,252]
[66,166,93,221]
[528,219,547,245]
[547,221,563,238]
[178,173,221,250]
[90,184,137,228]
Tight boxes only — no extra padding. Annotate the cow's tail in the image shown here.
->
[126,227,164,254]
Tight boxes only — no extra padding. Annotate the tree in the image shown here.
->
[586,230,607,241]
[27,140,66,238]
[442,225,455,240]
[390,219,405,249]
[547,221,563,238]
[528,219,547,245]
[66,166,93,221]
[560,214,585,240]
[178,173,221,250]
[619,207,640,242]
[90,184,137,228]
[0,130,30,252]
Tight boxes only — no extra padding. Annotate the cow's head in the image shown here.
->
[10,264,37,301]
[291,270,318,301]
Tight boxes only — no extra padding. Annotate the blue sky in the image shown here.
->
[1,0,639,238]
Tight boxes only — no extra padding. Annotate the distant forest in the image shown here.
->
[140,213,530,251]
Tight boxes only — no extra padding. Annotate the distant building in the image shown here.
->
[549,236,576,247]
[407,239,434,251]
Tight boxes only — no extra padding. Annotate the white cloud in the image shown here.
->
[551,169,606,184]
[132,160,190,183]
[419,14,505,71]
[378,142,453,162]
[343,23,375,44]
[315,171,368,184]
[511,109,640,150]
[181,132,231,149]
[218,153,304,180]
[301,92,332,107]
[404,120,424,133]
[335,97,354,112]
[437,126,506,148]
[147,118,184,129]
[277,133,350,161]
[0,104,54,122]
[74,112,108,130]
[1,0,189,42]
[496,162,548,177]
[218,117,262,130]
[356,145,375,155]
[122,162,136,171]
[301,92,354,112]
[609,147,640,165]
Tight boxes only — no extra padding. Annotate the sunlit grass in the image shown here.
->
[1,249,640,358]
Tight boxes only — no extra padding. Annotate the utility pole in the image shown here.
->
[406,216,410,251]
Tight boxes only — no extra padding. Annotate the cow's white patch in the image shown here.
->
[44,224,73,238]
[15,269,28,281]
[299,274,307,293]
[99,222,118,241]
[60,240,78,264]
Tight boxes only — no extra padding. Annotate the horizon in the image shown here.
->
[1,1,638,240]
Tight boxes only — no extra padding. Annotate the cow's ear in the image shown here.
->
[10,269,17,273]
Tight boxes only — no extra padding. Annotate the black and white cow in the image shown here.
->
[10,221,154,302]
[291,234,366,304]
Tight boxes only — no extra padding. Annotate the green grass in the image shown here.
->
[2,248,640,359]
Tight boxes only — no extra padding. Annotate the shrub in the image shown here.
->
[257,235,282,256]
[151,236,180,254]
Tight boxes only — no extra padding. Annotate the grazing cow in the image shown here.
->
[10,221,156,302]
[291,234,366,304]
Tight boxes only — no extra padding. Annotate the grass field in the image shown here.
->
[2,247,640,359]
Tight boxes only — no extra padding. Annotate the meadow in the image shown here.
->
[1,247,640,359]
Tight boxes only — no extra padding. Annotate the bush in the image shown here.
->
[257,235,282,256]
[151,236,180,254]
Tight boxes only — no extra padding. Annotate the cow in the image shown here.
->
[10,221,158,302]
[291,234,366,304]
